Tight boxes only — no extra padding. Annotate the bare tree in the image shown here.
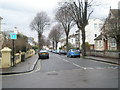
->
[49,28,55,49]
[39,35,46,49]
[49,24,63,49]
[30,11,50,50]
[55,5,75,51]
[64,0,93,57]
[45,38,51,48]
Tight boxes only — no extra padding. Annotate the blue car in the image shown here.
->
[67,49,80,58]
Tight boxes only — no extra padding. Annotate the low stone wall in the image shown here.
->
[25,49,35,58]
[15,53,21,64]
[0,47,35,68]
[87,50,120,59]
[0,58,1,68]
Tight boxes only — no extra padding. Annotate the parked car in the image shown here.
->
[49,49,52,52]
[38,50,49,59]
[59,50,67,55]
[52,49,57,53]
[56,50,60,54]
[77,49,81,53]
[67,49,80,58]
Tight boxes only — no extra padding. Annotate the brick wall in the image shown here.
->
[87,50,120,59]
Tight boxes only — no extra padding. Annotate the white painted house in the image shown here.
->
[0,16,4,50]
[85,19,104,45]
[58,19,104,50]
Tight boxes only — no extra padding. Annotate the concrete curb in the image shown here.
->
[0,58,39,75]
[85,57,119,65]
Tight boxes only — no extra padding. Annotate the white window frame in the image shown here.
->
[111,38,116,47]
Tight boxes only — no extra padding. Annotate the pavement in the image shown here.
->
[85,56,119,65]
[0,54,119,75]
[0,54,39,75]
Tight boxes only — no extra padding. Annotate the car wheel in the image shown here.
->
[67,53,70,57]
[69,54,72,58]
[70,55,72,58]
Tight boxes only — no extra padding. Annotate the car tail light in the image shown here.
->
[39,53,42,55]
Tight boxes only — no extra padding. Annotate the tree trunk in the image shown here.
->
[38,33,42,51]
[52,39,54,49]
[66,35,69,52]
[116,39,120,51]
[81,27,86,57]
[55,41,58,50]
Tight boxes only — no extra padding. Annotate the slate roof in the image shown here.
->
[94,34,102,40]
[0,16,3,20]
[110,9,120,17]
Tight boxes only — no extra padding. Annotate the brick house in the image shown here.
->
[94,9,120,51]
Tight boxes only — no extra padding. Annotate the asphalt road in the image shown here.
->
[2,52,118,88]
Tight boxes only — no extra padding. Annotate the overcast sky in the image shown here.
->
[0,0,119,41]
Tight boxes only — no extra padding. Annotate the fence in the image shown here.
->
[87,50,120,59]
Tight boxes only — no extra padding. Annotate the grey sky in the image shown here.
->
[0,0,119,41]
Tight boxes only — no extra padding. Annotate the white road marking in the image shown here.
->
[72,63,86,69]
[45,71,57,74]
[62,59,69,62]
[57,56,69,62]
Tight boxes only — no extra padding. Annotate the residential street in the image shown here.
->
[2,52,118,88]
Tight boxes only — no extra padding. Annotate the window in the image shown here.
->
[99,23,103,28]
[99,41,102,47]
[95,41,98,46]
[94,23,97,28]
[95,34,97,37]
[111,38,116,47]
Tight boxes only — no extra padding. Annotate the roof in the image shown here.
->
[110,9,120,18]
[94,34,102,40]
[0,16,3,20]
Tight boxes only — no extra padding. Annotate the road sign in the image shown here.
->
[10,33,17,39]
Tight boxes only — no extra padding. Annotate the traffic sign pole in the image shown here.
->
[10,33,17,66]
[12,39,15,66]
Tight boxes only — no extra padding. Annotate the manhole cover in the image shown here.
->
[47,72,58,75]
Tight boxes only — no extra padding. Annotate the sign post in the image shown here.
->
[10,33,17,66]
